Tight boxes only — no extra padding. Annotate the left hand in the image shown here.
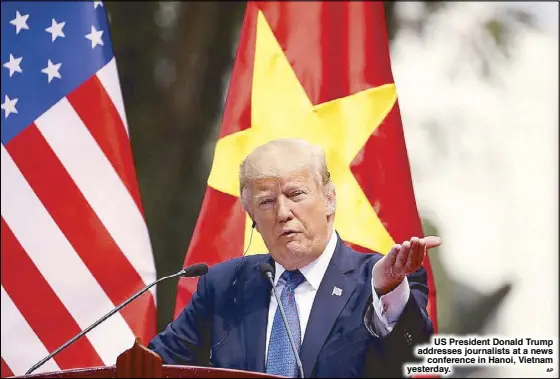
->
[372,236,442,295]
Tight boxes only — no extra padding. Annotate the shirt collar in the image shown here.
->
[273,228,338,290]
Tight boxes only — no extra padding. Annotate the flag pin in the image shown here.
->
[332,286,342,296]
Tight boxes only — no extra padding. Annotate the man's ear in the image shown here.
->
[327,202,335,216]
[326,187,336,216]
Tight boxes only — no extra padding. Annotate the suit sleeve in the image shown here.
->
[147,274,212,366]
[362,265,434,377]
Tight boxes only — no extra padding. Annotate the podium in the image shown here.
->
[9,338,282,378]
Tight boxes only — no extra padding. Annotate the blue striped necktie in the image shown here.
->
[266,269,306,378]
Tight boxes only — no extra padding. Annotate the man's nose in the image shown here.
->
[276,197,293,222]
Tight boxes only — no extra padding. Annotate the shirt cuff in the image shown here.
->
[364,277,410,337]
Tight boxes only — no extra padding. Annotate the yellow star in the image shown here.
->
[208,10,397,255]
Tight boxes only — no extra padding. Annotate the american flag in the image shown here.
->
[1,2,157,376]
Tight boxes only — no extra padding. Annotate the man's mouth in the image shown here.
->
[280,230,298,237]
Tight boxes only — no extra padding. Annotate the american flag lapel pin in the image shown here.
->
[332,286,342,296]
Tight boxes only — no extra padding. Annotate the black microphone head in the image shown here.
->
[258,263,274,278]
[180,263,208,277]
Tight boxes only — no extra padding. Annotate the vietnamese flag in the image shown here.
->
[174,1,438,334]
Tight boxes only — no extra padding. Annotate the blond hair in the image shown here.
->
[239,138,335,211]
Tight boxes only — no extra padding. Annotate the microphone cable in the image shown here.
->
[209,221,256,361]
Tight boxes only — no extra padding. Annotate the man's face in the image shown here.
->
[246,166,334,270]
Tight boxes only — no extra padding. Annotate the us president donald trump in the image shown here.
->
[148,138,441,378]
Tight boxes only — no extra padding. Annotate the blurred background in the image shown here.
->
[103,2,558,377]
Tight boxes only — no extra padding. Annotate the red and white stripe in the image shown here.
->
[1,58,157,376]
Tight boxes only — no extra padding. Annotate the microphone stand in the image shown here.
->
[26,265,206,375]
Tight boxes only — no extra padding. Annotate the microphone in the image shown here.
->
[259,263,305,379]
[25,263,209,375]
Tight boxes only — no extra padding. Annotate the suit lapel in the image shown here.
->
[299,239,357,378]
[242,258,273,373]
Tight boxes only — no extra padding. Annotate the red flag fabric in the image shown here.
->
[174,1,438,334]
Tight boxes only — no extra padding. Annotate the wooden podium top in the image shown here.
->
[12,365,280,378]
[10,338,282,379]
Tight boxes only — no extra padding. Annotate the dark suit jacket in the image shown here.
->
[148,235,434,377]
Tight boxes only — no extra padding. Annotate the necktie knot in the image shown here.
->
[281,270,305,290]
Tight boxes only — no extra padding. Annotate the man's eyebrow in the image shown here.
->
[254,192,273,201]
[284,184,310,192]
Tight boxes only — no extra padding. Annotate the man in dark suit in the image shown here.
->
[148,138,441,377]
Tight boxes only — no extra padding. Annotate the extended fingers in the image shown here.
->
[387,243,401,266]
[424,236,442,249]
[391,236,440,277]
[406,237,419,271]
[414,238,427,268]
[386,235,434,277]
[395,241,410,272]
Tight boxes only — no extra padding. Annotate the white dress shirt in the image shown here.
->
[264,229,410,362]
